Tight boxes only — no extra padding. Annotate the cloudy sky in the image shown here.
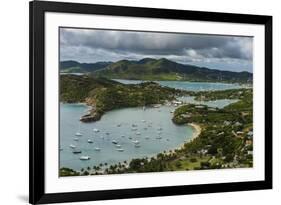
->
[60,28,253,72]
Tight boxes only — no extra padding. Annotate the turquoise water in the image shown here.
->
[59,80,240,171]
[178,96,239,109]
[113,79,244,91]
[60,105,193,171]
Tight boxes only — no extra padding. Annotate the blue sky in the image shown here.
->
[60,28,253,73]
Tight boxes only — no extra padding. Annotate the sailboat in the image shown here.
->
[74,137,79,141]
[134,144,141,148]
[75,123,83,136]
[69,144,76,148]
[93,128,99,133]
[156,135,162,139]
[112,140,118,144]
[132,140,140,144]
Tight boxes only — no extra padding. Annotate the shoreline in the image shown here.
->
[172,123,202,152]
[62,122,203,176]
[189,123,202,140]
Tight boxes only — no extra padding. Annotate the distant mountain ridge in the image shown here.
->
[60,58,252,83]
[60,60,112,73]
[94,58,252,83]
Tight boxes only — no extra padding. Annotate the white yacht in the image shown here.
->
[69,144,76,148]
[116,148,124,152]
[94,147,101,151]
[75,132,82,136]
[80,156,90,160]
[75,123,83,136]
[112,140,118,144]
[87,139,93,143]
[93,128,99,132]
[132,140,140,144]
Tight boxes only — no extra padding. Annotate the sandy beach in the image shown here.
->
[171,122,202,152]
[188,123,202,140]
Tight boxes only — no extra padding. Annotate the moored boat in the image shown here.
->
[73,150,82,154]
[69,144,76,148]
[80,156,90,160]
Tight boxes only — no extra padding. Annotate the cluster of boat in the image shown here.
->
[65,120,164,161]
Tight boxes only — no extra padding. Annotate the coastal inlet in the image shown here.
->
[60,104,194,171]
[59,80,239,172]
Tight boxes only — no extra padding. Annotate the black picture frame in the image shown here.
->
[29,1,272,204]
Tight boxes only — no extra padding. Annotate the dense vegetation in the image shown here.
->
[60,73,253,176]
[60,60,111,73]
[192,88,252,101]
[60,86,253,176]
[94,58,253,83]
[60,74,184,122]
[97,89,253,174]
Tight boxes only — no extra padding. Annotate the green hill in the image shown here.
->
[60,60,112,73]
[60,74,183,122]
[94,58,252,83]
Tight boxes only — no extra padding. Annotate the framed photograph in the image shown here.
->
[29,1,272,204]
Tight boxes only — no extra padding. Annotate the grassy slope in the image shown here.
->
[60,74,183,121]
[95,58,253,83]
